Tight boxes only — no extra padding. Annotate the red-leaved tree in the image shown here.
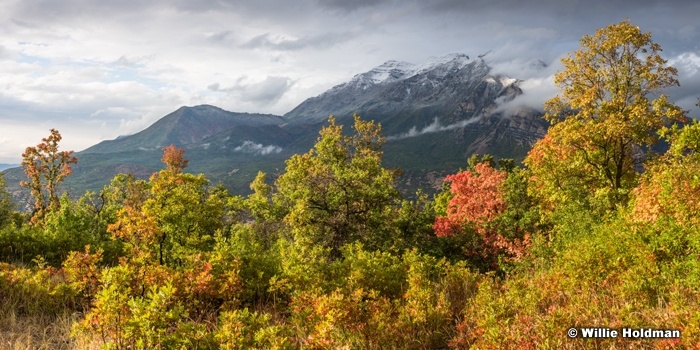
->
[434,162,529,266]
[434,163,506,237]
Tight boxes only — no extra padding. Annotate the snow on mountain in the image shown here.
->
[364,60,415,84]
[484,76,518,88]
[407,53,472,77]
[330,53,477,93]
[499,77,517,87]
[285,53,527,127]
[337,60,414,91]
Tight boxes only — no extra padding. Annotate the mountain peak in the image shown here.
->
[417,53,471,70]
[329,53,475,94]
[183,104,224,111]
[84,105,284,154]
[343,59,414,90]
[172,104,226,115]
[284,52,524,128]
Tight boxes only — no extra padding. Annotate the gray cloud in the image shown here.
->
[0,45,17,60]
[487,57,562,114]
[171,0,312,16]
[315,0,393,12]
[210,76,294,105]
[13,0,290,19]
[422,0,692,21]
[241,31,356,51]
[207,30,236,43]
[241,76,294,103]
[667,52,700,114]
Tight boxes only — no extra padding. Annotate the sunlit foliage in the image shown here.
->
[20,129,78,224]
[526,20,687,215]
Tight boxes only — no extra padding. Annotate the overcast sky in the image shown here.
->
[0,0,698,163]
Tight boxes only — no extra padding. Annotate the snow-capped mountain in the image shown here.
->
[341,60,415,90]
[4,53,548,198]
[332,53,478,92]
[284,53,539,136]
[282,53,546,189]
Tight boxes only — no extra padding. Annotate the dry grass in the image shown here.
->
[0,307,81,350]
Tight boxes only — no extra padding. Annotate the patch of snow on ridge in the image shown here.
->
[332,53,474,93]
[343,60,414,90]
[484,75,518,87]
[408,53,471,76]
[499,77,517,87]
[367,60,414,84]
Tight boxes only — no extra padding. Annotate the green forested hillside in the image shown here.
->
[1,21,699,349]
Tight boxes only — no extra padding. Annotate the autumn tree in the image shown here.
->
[106,175,155,251]
[275,115,400,257]
[526,20,687,214]
[632,119,700,225]
[21,128,78,223]
[108,145,227,266]
[246,171,278,222]
[434,163,507,237]
[161,144,188,174]
[433,162,531,268]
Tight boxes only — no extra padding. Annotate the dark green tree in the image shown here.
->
[0,172,12,227]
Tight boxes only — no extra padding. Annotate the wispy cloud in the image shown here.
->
[387,116,483,141]
[233,141,283,155]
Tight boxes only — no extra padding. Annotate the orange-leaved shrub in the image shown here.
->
[434,162,531,269]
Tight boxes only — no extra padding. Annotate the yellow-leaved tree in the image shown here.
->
[526,20,687,216]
